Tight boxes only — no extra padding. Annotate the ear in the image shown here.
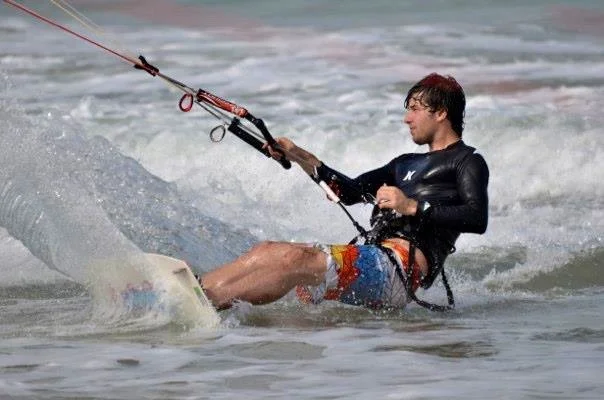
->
[434,108,448,122]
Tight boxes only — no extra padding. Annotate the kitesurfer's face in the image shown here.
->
[403,95,439,145]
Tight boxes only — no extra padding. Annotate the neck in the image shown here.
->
[428,130,461,152]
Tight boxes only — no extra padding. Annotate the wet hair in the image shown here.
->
[404,73,466,137]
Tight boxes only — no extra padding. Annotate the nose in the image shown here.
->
[403,111,412,125]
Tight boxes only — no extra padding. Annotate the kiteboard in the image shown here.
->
[145,253,220,326]
[92,253,220,328]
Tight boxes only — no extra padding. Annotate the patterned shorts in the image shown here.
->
[296,240,422,309]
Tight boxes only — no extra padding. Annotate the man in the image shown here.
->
[201,73,489,311]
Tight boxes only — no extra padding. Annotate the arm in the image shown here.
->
[426,153,490,233]
[271,137,321,175]
[316,162,394,205]
[271,137,394,205]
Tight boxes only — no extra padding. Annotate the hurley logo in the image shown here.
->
[403,171,416,181]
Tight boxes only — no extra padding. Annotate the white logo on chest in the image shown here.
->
[403,170,416,181]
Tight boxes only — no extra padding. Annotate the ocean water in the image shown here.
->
[1,0,603,399]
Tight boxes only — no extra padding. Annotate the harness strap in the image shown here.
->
[381,244,455,312]
[440,266,455,308]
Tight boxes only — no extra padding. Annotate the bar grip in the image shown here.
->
[227,119,291,170]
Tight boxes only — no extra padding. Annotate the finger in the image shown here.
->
[377,197,389,206]
[263,144,282,160]
[377,199,394,209]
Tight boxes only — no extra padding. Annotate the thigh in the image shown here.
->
[299,244,409,308]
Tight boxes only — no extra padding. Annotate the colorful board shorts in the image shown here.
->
[296,240,422,309]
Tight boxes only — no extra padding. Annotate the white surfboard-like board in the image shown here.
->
[144,253,220,327]
[90,253,220,328]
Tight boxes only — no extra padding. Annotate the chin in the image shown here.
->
[411,136,427,145]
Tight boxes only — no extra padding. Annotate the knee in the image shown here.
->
[249,241,298,261]
[249,241,320,267]
[249,240,278,253]
[246,241,283,261]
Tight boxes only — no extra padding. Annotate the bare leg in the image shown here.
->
[201,241,328,310]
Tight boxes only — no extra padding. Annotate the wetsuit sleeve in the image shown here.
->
[316,162,394,205]
[426,153,489,233]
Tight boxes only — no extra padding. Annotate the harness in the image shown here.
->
[387,244,454,312]
[351,208,455,312]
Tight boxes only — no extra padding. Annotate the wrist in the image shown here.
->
[397,199,418,215]
[408,199,419,215]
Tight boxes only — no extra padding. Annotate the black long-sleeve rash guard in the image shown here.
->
[316,140,489,288]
